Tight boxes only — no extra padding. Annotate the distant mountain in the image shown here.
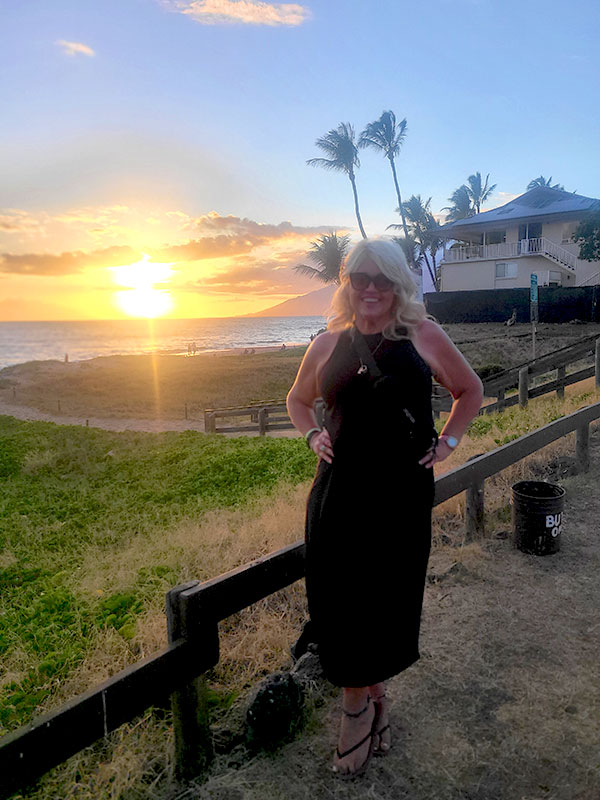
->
[250,285,336,317]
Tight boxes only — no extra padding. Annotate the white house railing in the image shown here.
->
[443,238,577,272]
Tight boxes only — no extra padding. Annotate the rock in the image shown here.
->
[291,649,325,684]
[245,671,305,750]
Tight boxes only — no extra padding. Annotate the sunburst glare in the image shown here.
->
[112,254,174,318]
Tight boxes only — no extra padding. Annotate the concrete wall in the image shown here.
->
[440,256,577,291]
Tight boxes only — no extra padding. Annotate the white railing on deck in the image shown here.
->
[443,238,577,272]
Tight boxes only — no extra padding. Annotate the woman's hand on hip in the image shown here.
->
[311,428,334,464]
[419,438,453,468]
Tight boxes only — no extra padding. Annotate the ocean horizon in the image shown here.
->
[0,316,326,370]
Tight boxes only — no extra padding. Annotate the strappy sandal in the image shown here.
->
[372,695,391,756]
[332,695,379,780]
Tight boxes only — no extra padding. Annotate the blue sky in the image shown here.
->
[1,0,599,319]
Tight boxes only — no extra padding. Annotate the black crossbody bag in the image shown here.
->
[351,326,438,456]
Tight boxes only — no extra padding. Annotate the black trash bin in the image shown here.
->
[512,481,565,555]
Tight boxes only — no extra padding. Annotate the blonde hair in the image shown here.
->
[327,238,428,338]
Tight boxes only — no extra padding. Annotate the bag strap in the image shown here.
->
[350,326,383,379]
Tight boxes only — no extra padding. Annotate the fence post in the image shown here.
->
[556,366,566,400]
[166,582,217,782]
[519,367,529,408]
[258,407,268,436]
[596,339,600,389]
[576,423,590,473]
[465,452,485,539]
[205,412,216,433]
[497,386,505,412]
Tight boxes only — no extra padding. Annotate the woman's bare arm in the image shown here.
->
[286,332,338,462]
[413,319,483,444]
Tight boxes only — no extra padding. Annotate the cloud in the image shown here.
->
[154,236,257,262]
[0,246,139,276]
[168,0,310,26]
[55,40,95,57]
[0,209,47,234]
[193,211,330,239]
[154,213,337,261]
[176,247,309,295]
[0,211,344,283]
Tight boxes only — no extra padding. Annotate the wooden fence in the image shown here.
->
[203,336,600,433]
[2,400,599,797]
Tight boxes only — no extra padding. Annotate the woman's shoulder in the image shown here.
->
[412,318,448,346]
[310,328,343,351]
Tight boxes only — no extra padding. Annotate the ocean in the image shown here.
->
[0,316,327,370]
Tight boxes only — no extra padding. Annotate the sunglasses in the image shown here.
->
[349,272,394,292]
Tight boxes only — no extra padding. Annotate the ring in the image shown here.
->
[319,445,325,451]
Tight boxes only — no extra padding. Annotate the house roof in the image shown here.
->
[437,186,600,238]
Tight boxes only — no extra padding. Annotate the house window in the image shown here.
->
[518,222,543,240]
[485,230,506,245]
[562,223,577,243]
[496,262,517,279]
[548,271,562,287]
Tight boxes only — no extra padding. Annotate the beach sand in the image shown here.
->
[0,346,307,433]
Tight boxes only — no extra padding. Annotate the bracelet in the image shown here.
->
[305,427,321,448]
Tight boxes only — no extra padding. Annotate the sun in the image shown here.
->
[111,254,174,318]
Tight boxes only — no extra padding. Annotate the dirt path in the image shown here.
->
[0,399,302,437]
[0,398,210,433]
[186,438,600,800]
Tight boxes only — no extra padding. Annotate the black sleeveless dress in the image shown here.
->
[305,329,436,687]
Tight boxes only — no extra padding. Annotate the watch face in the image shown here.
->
[446,435,458,449]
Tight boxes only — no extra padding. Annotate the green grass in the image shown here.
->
[0,416,315,734]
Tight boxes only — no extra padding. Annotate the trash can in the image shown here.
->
[512,481,565,556]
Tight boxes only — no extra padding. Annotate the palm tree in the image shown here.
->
[388,195,440,290]
[391,236,424,271]
[307,123,367,239]
[358,110,409,242]
[293,232,351,285]
[466,172,496,214]
[442,185,473,222]
[527,175,565,191]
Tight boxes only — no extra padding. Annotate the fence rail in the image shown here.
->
[203,337,600,432]
[2,401,600,797]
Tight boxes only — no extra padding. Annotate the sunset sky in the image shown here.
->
[2,0,599,320]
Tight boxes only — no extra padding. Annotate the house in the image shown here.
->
[437,187,600,291]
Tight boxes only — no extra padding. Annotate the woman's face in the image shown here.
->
[348,257,396,328]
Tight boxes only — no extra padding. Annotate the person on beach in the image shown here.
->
[286,239,483,778]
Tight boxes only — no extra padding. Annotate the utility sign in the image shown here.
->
[530,273,539,324]
[530,273,538,304]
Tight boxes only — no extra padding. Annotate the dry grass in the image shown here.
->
[10,361,600,800]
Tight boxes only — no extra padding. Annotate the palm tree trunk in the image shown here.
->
[421,249,438,291]
[428,249,441,292]
[389,156,410,242]
[349,172,367,239]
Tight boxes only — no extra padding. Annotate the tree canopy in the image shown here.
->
[527,175,565,191]
[574,213,600,262]
[293,232,351,284]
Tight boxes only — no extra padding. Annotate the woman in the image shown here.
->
[286,239,483,778]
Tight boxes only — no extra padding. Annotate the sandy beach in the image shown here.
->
[0,345,307,433]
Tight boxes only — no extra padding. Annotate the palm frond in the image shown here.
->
[293,232,350,285]
[292,264,335,283]
[358,110,407,159]
[527,175,565,191]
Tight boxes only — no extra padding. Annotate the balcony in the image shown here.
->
[442,238,577,273]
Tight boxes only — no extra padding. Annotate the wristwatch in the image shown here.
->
[440,434,459,449]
